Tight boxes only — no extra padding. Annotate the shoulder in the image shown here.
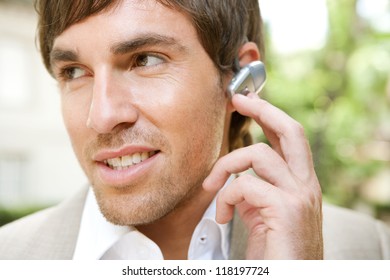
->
[323,203,390,259]
[0,188,88,259]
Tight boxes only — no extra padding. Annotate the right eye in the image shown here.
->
[133,53,165,68]
[58,66,88,81]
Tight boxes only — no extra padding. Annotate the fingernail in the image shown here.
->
[246,92,259,99]
[233,93,248,99]
[202,177,210,190]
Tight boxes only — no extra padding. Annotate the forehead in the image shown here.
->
[52,0,197,52]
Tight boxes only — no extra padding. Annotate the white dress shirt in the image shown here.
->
[73,180,232,260]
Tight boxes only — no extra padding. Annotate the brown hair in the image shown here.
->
[34,0,264,151]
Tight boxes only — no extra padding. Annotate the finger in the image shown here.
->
[215,174,282,224]
[203,143,297,193]
[232,93,314,182]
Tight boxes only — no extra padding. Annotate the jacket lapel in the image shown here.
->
[35,187,88,259]
[229,210,247,259]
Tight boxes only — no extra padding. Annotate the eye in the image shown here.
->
[134,54,164,68]
[59,66,88,81]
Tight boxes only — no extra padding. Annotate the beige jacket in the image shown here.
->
[1,188,390,259]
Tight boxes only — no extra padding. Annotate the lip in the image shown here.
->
[93,145,161,186]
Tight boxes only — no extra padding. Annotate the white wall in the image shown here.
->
[0,3,87,208]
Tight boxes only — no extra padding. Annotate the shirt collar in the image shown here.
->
[188,193,231,259]
[72,189,131,260]
[73,176,233,260]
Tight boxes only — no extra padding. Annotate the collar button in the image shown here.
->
[199,236,207,244]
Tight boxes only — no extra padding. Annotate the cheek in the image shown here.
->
[157,81,227,162]
[152,65,225,118]
[60,94,90,162]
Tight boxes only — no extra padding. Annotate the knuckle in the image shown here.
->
[235,174,262,194]
[290,120,305,137]
[280,119,305,139]
[236,173,255,184]
[289,198,311,216]
[290,189,321,214]
[213,154,229,169]
[253,142,271,154]
[289,196,305,211]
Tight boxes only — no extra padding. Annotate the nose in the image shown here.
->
[86,70,138,134]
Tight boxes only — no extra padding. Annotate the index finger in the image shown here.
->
[232,93,314,182]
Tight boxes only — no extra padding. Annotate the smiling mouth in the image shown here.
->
[103,151,158,170]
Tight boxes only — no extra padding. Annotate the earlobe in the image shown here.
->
[223,76,236,113]
[226,98,235,113]
[238,42,261,67]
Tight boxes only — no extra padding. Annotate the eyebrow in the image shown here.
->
[50,33,188,71]
[50,49,79,67]
[110,33,188,55]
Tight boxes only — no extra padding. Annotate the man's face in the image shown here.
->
[51,0,231,225]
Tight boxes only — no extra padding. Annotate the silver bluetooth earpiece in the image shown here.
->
[228,60,266,97]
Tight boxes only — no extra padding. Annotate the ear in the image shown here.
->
[225,42,261,113]
[238,42,261,67]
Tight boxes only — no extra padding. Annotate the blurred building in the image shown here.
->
[0,2,87,208]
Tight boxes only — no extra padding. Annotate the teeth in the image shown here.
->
[121,155,133,166]
[132,153,141,164]
[104,151,156,170]
[141,152,149,161]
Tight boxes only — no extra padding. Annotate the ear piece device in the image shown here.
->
[228,60,266,97]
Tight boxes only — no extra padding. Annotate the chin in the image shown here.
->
[92,182,183,226]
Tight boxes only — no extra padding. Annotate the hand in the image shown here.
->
[203,93,323,259]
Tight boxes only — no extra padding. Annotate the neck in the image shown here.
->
[136,188,216,260]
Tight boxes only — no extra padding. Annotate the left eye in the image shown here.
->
[134,54,164,68]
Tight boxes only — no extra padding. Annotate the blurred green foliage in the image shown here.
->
[0,206,46,227]
[256,0,390,212]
